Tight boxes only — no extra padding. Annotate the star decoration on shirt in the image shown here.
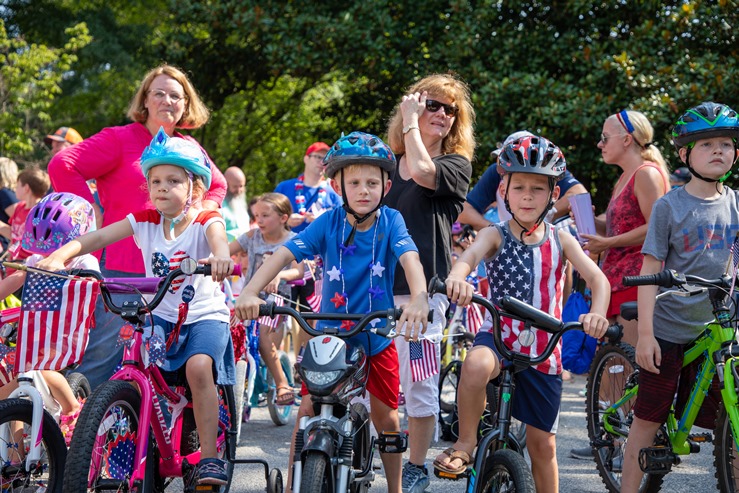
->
[340,320,355,331]
[339,243,357,256]
[369,261,385,277]
[326,265,343,281]
[331,292,347,308]
[369,285,385,300]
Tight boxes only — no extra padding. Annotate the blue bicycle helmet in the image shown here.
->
[323,132,396,180]
[140,127,212,189]
[672,102,739,151]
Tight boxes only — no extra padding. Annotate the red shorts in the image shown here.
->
[608,287,638,319]
[300,342,400,409]
[633,339,684,424]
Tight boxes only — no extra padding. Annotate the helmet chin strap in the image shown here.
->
[340,172,385,246]
[157,172,194,240]
[503,177,556,243]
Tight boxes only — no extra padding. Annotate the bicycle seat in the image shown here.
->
[620,302,638,322]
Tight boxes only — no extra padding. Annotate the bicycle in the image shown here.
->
[257,301,414,493]
[60,260,282,493]
[0,303,92,493]
[428,277,620,492]
[586,268,739,493]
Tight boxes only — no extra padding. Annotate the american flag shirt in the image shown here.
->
[482,223,566,375]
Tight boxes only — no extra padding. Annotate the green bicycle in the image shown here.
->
[586,268,739,492]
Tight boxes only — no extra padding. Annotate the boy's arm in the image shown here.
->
[234,246,297,320]
[36,219,134,272]
[397,251,429,340]
[559,231,610,338]
[447,226,498,306]
[203,221,234,282]
[635,254,662,374]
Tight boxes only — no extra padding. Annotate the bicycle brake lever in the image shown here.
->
[656,287,706,300]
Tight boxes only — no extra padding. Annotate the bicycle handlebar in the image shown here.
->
[623,269,733,291]
[257,302,406,339]
[427,276,621,365]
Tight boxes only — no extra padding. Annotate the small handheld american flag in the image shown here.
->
[16,272,99,373]
[409,339,439,382]
[728,232,739,295]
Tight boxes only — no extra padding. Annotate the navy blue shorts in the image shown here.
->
[474,331,562,433]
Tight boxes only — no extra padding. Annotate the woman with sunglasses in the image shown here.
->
[384,73,475,493]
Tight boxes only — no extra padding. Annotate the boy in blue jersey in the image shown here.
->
[236,131,429,493]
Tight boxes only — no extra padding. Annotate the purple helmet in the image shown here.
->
[22,193,95,255]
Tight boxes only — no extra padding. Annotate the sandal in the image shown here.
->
[275,386,295,406]
[60,408,81,447]
[433,447,472,475]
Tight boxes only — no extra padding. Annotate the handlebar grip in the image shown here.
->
[200,264,242,277]
[500,296,563,333]
[622,270,678,288]
[258,302,275,317]
[604,323,622,342]
[428,276,446,295]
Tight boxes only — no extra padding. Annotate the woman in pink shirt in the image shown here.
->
[48,64,227,388]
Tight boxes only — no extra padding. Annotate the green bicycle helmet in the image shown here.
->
[672,102,739,151]
[140,127,212,188]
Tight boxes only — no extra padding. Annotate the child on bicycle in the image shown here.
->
[621,102,739,493]
[0,192,97,446]
[37,128,235,485]
[433,134,610,493]
[235,131,429,493]
[229,192,304,406]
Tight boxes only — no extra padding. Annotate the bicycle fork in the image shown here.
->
[2,376,50,472]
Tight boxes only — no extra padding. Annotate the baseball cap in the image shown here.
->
[490,130,535,159]
[45,127,83,147]
[305,141,330,156]
[670,167,692,183]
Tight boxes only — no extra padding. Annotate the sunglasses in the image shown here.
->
[426,99,458,117]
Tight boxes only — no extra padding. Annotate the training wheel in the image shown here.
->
[268,468,284,493]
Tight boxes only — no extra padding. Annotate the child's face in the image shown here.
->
[147,165,190,216]
[681,137,738,179]
[331,166,391,216]
[14,181,29,202]
[499,173,559,225]
[252,200,288,235]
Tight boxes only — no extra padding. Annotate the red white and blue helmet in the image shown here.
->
[140,127,212,188]
[21,192,95,255]
[498,135,566,180]
[323,132,396,179]
[672,102,739,151]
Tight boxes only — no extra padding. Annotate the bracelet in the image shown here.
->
[402,124,419,135]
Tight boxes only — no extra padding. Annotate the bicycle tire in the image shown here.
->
[0,398,66,493]
[713,405,739,492]
[65,372,91,401]
[438,360,462,441]
[586,342,663,493]
[267,351,294,426]
[477,448,535,493]
[300,451,331,493]
[350,403,371,493]
[216,384,237,493]
[233,358,248,443]
[62,380,157,493]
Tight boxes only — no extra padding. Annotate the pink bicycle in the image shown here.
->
[61,260,282,493]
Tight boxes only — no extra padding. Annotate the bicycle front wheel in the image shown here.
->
[586,342,663,493]
[714,405,739,492]
[0,398,66,493]
[478,449,535,493]
[62,380,157,493]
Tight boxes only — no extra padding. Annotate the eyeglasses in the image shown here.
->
[148,90,186,104]
[425,99,458,117]
[600,133,625,144]
[308,153,327,160]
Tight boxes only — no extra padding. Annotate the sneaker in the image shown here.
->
[402,462,430,493]
[197,458,228,485]
[570,446,594,460]
[578,386,587,397]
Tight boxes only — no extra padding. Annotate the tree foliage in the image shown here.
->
[2,0,738,209]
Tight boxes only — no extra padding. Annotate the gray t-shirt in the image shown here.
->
[642,187,739,343]
[237,228,296,298]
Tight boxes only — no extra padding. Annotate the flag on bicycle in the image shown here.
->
[465,303,484,334]
[307,278,322,312]
[258,294,284,329]
[729,232,739,293]
[16,272,99,372]
[409,339,439,382]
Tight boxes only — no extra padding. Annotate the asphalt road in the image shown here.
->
[228,373,719,492]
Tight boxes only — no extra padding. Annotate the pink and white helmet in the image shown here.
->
[21,192,95,255]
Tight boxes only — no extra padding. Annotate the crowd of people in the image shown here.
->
[1,61,738,492]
